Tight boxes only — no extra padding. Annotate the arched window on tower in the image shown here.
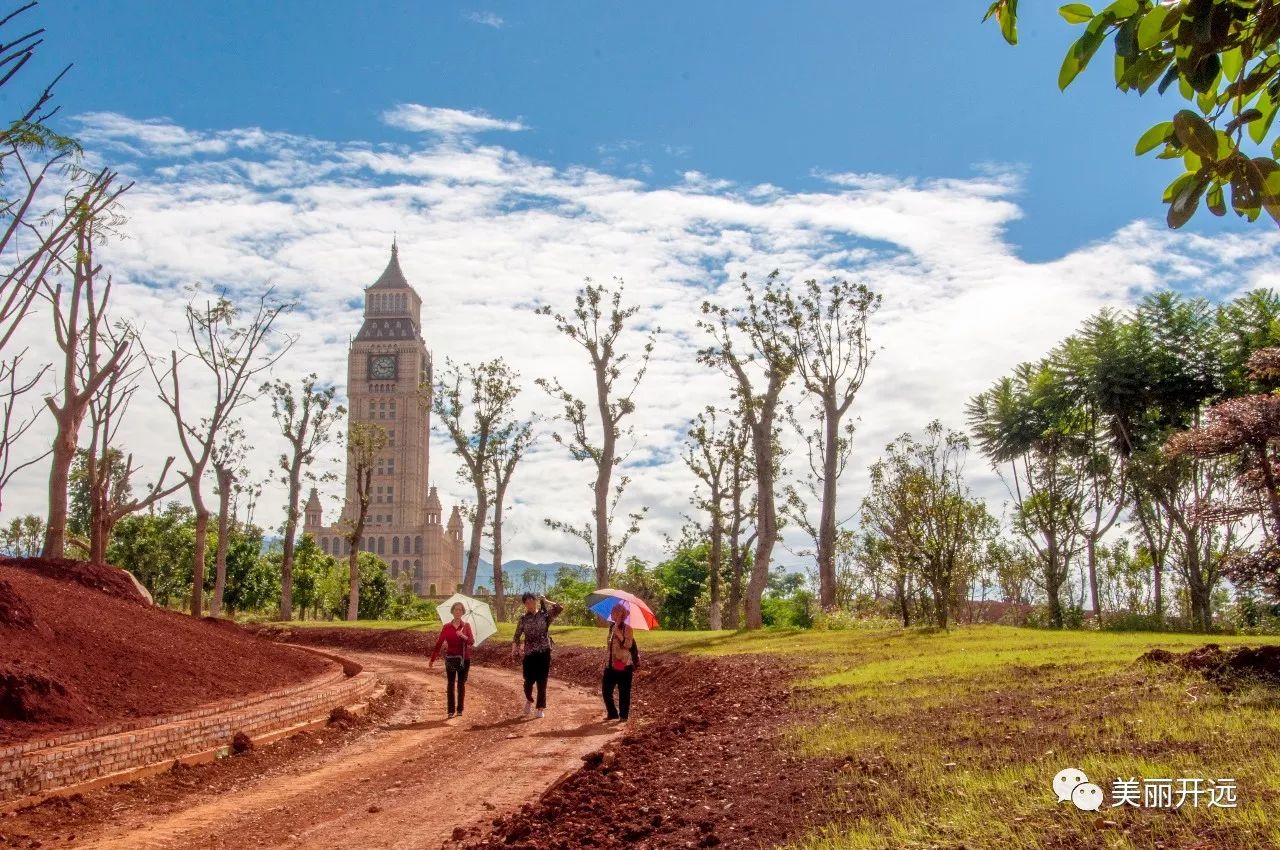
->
[415,536,423,554]
[320,538,329,555]
[403,535,410,553]
[415,559,423,579]
[392,536,400,555]
[377,537,385,555]
[391,559,399,577]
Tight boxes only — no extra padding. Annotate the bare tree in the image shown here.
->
[698,272,797,629]
[0,349,49,511]
[536,279,657,587]
[723,408,756,630]
[209,422,246,617]
[148,291,293,617]
[41,218,132,557]
[682,407,733,630]
[339,422,387,620]
[80,334,182,562]
[489,415,536,620]
[778,279,879,609]
[433,357,520,594]
[268,374,342,620]
[0,3,109,356]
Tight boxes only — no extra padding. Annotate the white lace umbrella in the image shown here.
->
[435,593,498,646]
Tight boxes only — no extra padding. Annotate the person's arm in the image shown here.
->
[620,624,634,649]
[512,617,525,655]
[543,598,564,622]
[460,623,474,646]
[429,627,448,665]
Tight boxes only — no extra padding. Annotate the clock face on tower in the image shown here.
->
[369,354,397,380]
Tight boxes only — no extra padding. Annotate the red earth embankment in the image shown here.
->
[0,558,331,746]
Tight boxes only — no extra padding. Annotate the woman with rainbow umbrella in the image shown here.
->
[586,589,658,723]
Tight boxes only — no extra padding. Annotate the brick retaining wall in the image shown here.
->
[0,663,378,807]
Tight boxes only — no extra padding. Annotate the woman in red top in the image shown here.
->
[429,602,475,718]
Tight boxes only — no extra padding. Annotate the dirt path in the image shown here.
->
[72,651,620,850]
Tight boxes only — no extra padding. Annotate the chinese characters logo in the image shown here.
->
[1052,768,1237,812]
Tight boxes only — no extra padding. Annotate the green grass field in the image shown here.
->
[293,620,1280,848]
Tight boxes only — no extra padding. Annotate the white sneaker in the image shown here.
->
[536,709,545,719]
[523,700,533,716]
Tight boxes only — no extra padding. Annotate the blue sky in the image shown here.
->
[6,2,1280,570]
[25,0,1227,261]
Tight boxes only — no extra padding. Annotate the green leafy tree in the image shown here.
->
[68,448,129,540]
[321,552,393,620]
[222,525,278,615]
[655,541,710,630]
[863,422,996,628]
[292,534,335,620]
[107,504,203,607]
[1,514,45,557]
[985,0,1280,227]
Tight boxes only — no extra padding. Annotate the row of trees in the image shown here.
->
[0,6,382,621]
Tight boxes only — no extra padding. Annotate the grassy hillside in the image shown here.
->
[293,621,1280,848]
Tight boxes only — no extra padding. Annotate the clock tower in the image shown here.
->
[304,242,464,597]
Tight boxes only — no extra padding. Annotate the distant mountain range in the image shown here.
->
[466,556,584,592]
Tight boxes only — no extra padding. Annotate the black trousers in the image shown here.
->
[445,657,470,714]
[602,665,633,720]
[522,650,551,709]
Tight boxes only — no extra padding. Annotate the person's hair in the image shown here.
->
[521,592,537,603]
[451,602,465,616]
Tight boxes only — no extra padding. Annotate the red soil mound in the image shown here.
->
[0,555,148,605]
[262,625,835,849]
[0,576,35,628]
[1140,643,1280,687]
[0,563,332,746]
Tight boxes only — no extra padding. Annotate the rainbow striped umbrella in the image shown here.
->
[585,588,659,630]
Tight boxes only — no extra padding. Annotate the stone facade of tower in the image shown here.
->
[304,244,464,597]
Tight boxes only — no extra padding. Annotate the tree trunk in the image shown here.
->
[1086,536,1101,627]
[593,357,616,589]
[211,466,233,618]
[933,588,948,628]
[1136,506,1164,621]
[492,484,507,621]
[41,416,78,558]
[726,534,743,630]
[89,513,110,563]
[746,419,776,630]
[1044,562,1064,629]
[895,572,910,626]
[279,458,303,621]
[347,546,361,621]
[463,485,488,594]
[88,473,110,563]
[708,509,723,630]
[594,434,613,589]
[816,401,839,609]
[190,507,210,618]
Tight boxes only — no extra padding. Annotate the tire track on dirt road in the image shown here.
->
[75,651,620,850]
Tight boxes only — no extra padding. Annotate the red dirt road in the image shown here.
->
[67,652,621,850]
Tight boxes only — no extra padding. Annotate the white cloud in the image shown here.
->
[3,110,1279,574]
[465,11,505,28]
[381,104,526,136]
